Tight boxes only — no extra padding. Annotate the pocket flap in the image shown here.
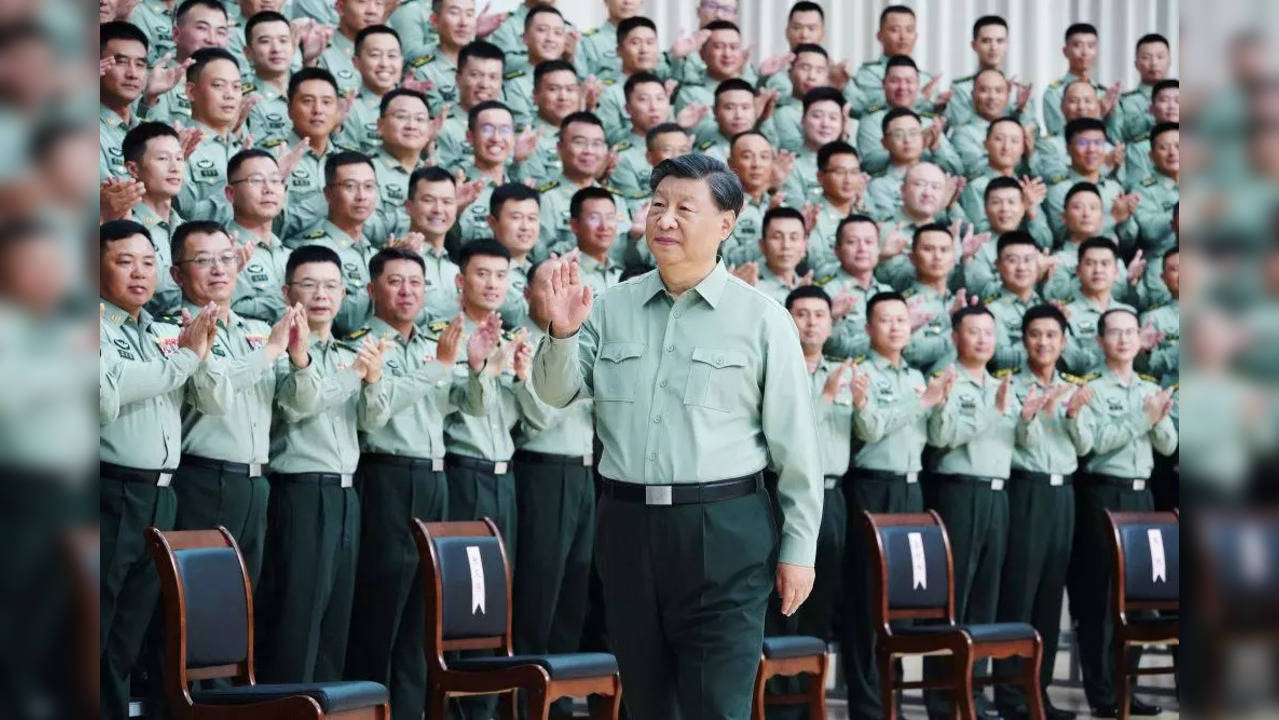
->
[691,346,748,369]
[599,341,644,363]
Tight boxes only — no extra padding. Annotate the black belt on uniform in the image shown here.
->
[271,471,354,488]
[823,475,844,490]
[514,449,593,466]
[599,472,762,506]
[933,472,1007,491]
[180,454,263,477]
[1010,469,1073,487]
[101,462,174,487]
[445,453,512,476]
[1083,472,1148,491]
[362,452,445,472]
[850,468,920,484]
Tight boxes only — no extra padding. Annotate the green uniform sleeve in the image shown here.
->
[189,345,275,416]
[275,356,363,422]
[926,389,1006,448]
[1152,412,1178,456]
[105,346,200,406]
[357,360,454,430]
[854,390,924,443]
[529,306,599,407]
[1084,391,1153,454]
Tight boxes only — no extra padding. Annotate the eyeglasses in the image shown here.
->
[886,128,923,141]
[179,252,239,268]
[289,280,343,293]
[569,137,607,151]
[1074,138,1107,150]
[332,181,378,193]
[229,174,285,188]
[388,111,430,124]
[477,124,514,138]
[1102,327,1139,339]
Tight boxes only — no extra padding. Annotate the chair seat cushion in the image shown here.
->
[762,635,827,659]
[192,681,388,713]
[897,622,1037,643]
[450,652,618,680]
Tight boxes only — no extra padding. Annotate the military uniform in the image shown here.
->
[345,317,486,720]
[720,191,770,267]
[1040,73,1107,137]
[316,31,361,96]
[420,245,463,320]
[274,133,348,241]
[993,369,1090,716]
[779,146,821,208]
[243,76,292,146]
[753,264,807,306]
[530,262,823,720]
[951,114,1030,180]
[130,202,183,318]
[840,349,928,719]
[578,251,624,298]
[574,21,623,84]
[535,174,631,260]
[502,66,537,130]
[1043,168,1139,251]
[287,220,377,336]
[595,78,634,146]
[127,0,176,64]
[1138,298,1178,386]
[175,121,243,226]
[99,301,197,717]
[428,104,472,170]
[334,85,385,156]
[844,55,936,119]
[815,271,891,360]
[944,72,1025,129]
[386,0,439,69]
[856,109,962,177]
[370,148,418,240]
[808,196,873,276]
[864,164,910,221]
[140,82,194,125]
[1111,83,1158,143]
[1068,366,1177,710]
[901,282,954,372]
[292,0,338,24]
[770,101,805,154]
[956,171,1053,248]
[1041,240,1138,308]
[407,50,458,116]
[100,105,136,179]
[986,288,1041,373]
[485,4,535,62]
[230,221,291,324]
[255,333,369,683]
[1133,172,1178,251]
[606,134,652,215]
[1060,296,1137,377]
[515,114,564,189]
[453,162,508,249]
[923,364,1021,717]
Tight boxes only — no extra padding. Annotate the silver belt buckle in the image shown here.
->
[432,457,444,472]
[1133,479,1146,491]
[824,477,839,490]
[157,472,173,488]
[990,478,1005,491]
[494,461,509,475]
[905,471,919,484]
[340,473,354,488]
[645,485,673,506]
[582,453,593,467]
[249,463,263,477]
[1050,473,1063,487]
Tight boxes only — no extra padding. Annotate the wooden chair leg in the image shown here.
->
[591,679,621,720]
[525,684,552,720]
[750,659,767,720]
[955,649,978,720]
[427,687,448,720]
[497,689,516,720]
[877,651,896,720]
[808,657,828,720]
[1116,639,1131,720]
[1024,640,1046,720]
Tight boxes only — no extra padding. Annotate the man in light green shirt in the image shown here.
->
[386,0,441,67]
[1138,248,1178,386]
[856,58,961,178]
[807,141,873,274]
[961,177,1053,301]
[127,0,176,63]
[1111,34,1172,143]
[1067,307,1176,718]
[173,48,246,226]
[900,222,960,371]
[242,11,300,146]
[368,88,432,238]
[99,22,152,179]
[568,187,627,293]
[333,25,405,154]
[530,154,821,719]
[768,42,831,154]
[315,0,383,96]
[1121,81,1179,193]
[275,68,349,240]
[815,215,893,360]
[488,0,572,75]
[401,167,465,314]
[945,15,1023,129]
[1132,123,1179,247]
[227,149,292,322]
[731,206,810,306]
[136,0,232,125]
[719,129,772,266]
[1043,120,1139,252]
[949,69,1030,179]
[514,59,578,184]
[99,219,216,719]
[536,112,634,258]
[1060,238,1138,377]
[406,3,483,114]
[121,122,186,316]
[779,88,849,208]
[429,41,509,169]
[843,5,935,118]
[1040,23,1113,137]
[984,231,1043,373]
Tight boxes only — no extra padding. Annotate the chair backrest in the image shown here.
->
[412,518,513,668]
[861,511,955,629]
[146,526,254,707]
[1105,511,1180,613]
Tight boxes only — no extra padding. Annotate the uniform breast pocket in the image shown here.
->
[593,341,644,402]
[684,346,749,413]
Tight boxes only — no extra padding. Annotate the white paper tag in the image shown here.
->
[466,545,486,615]
[1147,528,1166,584]
[908,532,927,590]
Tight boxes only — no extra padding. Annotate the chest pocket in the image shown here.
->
[594,341,644,402]
[684,346,749,413]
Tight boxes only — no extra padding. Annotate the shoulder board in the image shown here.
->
[1047,173,1070,185]
[242,82,256,93]
[535,179,559,192]
[1140,176,1158,187]
[1170,382,1179,391]
[813,274,836,287]
[850,354,867,365]
[1122,88,1141,97]
[1138,373,1158,383]
[953,73,975,84]
[426,319,451,332]
[261,138,285,149]
[410,54,434,67]
[994,367,1015,379]
[614,140,631,151]
[504,69,525,80]
[1061,372,1086,386]
[602,77,616,86]
[304,229,326,239]
[1132,133,1150,143]
[697,140,715,151]
[583,27,599,36]
[158,313,182,325]
[864,103,884,115]
[1048,78,1063,88]
[332,339,357,352]
[931,368,946,378]
[1083,372,1101,382]
[501,328,520,341]
[346,327,370,342]
[902,287,917,298]
[920,110,938,119]
[983,292,1001,304]
[1060,295,1075,304]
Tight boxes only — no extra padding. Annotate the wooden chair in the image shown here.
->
[750,635,828,720]
[861,511,1045,720]
[1103,511,1180,720]
[146,526,390,719]
[411,518,622,719]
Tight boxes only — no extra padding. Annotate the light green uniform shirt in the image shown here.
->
[1041,73,1106,137]
[1138,299,1178,386]
[595,78,633,146]
[720,191,771,266]
[176,121,243,226]
[927,364,1021,478]
[809,357,854,478]
[1011,369,1090,474]
[371,148,418,239]
[445,318,519,462]
[486,4,531,60]
[131,202,184,317]
[387,0,438,68]
[334,85,385,155]
[407,50,458,116]
[317,31,361,96]
[516,114,564,188]
[985,287,1039,373]
[944,72,1025,129]
[864,164,909,220]
[529,262,824,566]
[292,0,337,24]
[420,245,463,318]
[1060,295,1136,376]
[179,302,276,465]
[845,55,936,119]
[578,251,624,298]
[753,264,804,306]
[100,301,199,469]
[1075,365,1178,478]
[230,220,291,324]
[780,146,821,208]
[901,281,954,372]
[1041,240,1137,307]
[857,109,962,177]
[607,133,651,213]
[808,195,872,275]
[243,76,292,146]
[575,21,620,82]
[536,174,630,258]
[100,105,135,179]
[275,132,348,240]
[1113,83,1156,143]
[852,350,928,473]
[140,83,193,125]
[771,102,804,154]
[1133,172,1178,250]
[956,171,1053,249]
[269,333,368,474]
[513,319,595,457]
[287,220,376,336]
[128,0,176,64]
[814,270,891,360]
[1044,168,1138,250]
[430,105,472,169]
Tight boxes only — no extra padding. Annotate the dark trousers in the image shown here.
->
[923,479,1010,718]
[346,458,448,720]
[1067,478,1154,709]
[100,474,176,720]
[595,487,778,720]
[254,476,359,684]
[993,477,1075,713]
[512,454,595,719]
[841,476,925,720]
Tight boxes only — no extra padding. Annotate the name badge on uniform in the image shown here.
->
[465,545,486,614]
[907,532,927,589]
[1147,528,1166,583]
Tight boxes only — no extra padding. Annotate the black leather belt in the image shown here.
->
[599,472,762,506]
[933,472,1007,491]
[272,471,354,488]
[446,453,512,475]
[1083,473,1148,491]
[824,475,844,490]
[1010,469,1072,487]
[363,453,444,472]
[514,449,593,466]
[181,454,264,477]
[851,468,920,484]
[101,462,175,487]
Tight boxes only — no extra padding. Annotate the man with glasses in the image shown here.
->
[456,101,528,246]
[1043,118,1140,249]
[228,149,291,323]
[536,112,633,258]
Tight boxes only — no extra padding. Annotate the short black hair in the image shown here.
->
[879,4,914,26]
[323,151,374,186]
[457,238,511,271]
[1163,245,1179,262]
[100,21,149,54]
[984,175,1022,200]
[617,15,657,44]
[534,59,576,89]
[1065,22,1098,42]
[624,71,664,102]
[1097,306,1138,335]
[176,0,226,24]
[245,11,289,44]
[121,122,179,165]
[884,54,918,74]
[951,303,995,331]
[650,154,744,215]
[1021,303,1069,336]
[646,122,687,149]
[1064,117,1107,145]
[570,186,614,220]
[714,77,756,102]
[355,24,400,55]
[171,219,227,264]
[286,244,342,283]
[467,99,512,130]
[912,221,951,251]
[407,166,455,197]
[489,182,539,217]
[1150,121,1179,144]
[762,206,805,235]
[836,213,877,242]
[789,2,824,21]
[866,290,907,320]
[186,46,238,83]
[1152,78,1179,100]
[227,148,278,180]
[972,15,1007,38]
[817,140,858,171]
[288,67,339,102]
[985,115,1022,139]
[729,129,770,152]
[996,230,1037,257]
[369,246,425,280]
[379,86,429,116]
[881,106,920,134]
[802,86,846,114]
[100,219,151,249]
[524,3,563,31]
[560,110,604,134]
[785,285,831,311]
[1136,32,1169,51]
[792,43,827,59]
[1077,236,1119,263]
[458,39,504,71]
[703,19,741,34]
[1063,181,1101,207]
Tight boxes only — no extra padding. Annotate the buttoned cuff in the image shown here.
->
[778,534,817,568]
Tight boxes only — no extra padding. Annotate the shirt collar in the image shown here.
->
[181,299,243,330]
[640,260,730,309]
[955,363,988,386]
[323,219,363,247]
[101,299,135,327]
[871,349,903,371]
[228,220,277,248]
[369,315,414,344]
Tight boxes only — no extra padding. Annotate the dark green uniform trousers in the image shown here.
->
[595,481,777,720]
[100,471,176,720]
[445,456,517,720]
[923,478,1009,718]
[254,475,359,684]
[993,473,1075,714]
[346,456,448,720]
[840,474,924,720]
[1067,477,1154,709]
[512,452,595,719]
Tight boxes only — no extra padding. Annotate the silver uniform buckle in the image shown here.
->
[157,472,173,488]
[1133,479,1146,491]
[582,453,593,467]
[340,473,354,488]
[905,471,919,484]
[990,478,1005,491]
[248,463,263,477]
[824,477,839,490]
[432,457,444,472]
[1050,473,1063,487]
[494,461,509,475]
[645,485,673,506]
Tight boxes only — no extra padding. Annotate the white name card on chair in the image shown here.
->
[1147,528,1166,584]
[908,532,927,590]
[467,545,486,614]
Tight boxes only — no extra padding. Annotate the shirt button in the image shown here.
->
[648,452,656,461]
[673,309,682,318]
[659,379,668,388]
[653,415,661,423]
[665,344,674,352]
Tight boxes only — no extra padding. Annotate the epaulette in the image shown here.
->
[1132,133,1150,142]
[1061,372,1086,385]
[304,229,326,239]
[1138,373,1158,383]
[952,73,975,84]
[409,54,434,67]
[850,354,867,365]
[1047,173,1069,185]
[602,77,616,86]
[504,69,525,80]
[1140,176,1158,187]
[242,82,256,93]
[813,274,836,287]
[1083,372,1101,382]
[931,368,946,377]
[346,326,371,342]
[614,140,631,151]
[583,26,599,36]
[158,312,182,325]
[983,292,1001,304]
[1048,78,1063,88]
[141,213,160,227]
[333,339,356,352]
[261,137,285,149]
[902,287,917,298]
[994,367,1015,379]
[1060,295,1075,304]
[864,103,884,115]
[1121,88,1142,97]
[697,139,714,151]
[535,179,559,192]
